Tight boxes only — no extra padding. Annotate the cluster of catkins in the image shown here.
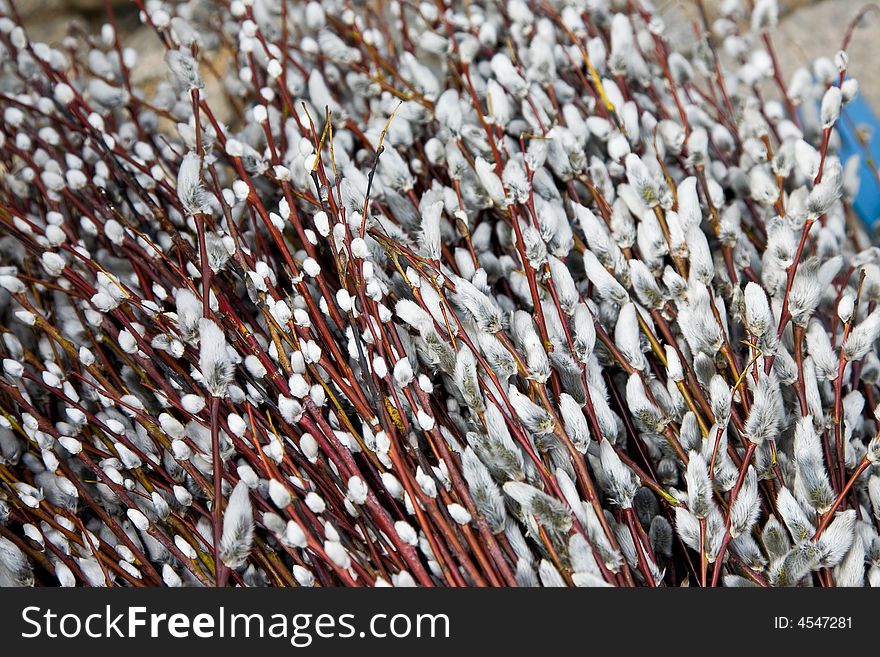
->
[0,0,879,589]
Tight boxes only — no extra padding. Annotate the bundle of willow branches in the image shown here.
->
[0,0,879,588]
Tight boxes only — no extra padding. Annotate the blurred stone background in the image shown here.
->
[13,0,880,109]
[660,0,880,109]
[16,0,166,102]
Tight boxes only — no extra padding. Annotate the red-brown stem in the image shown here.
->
[196,213,212,317]
[761,31,801,130]
[711,442,757,587]
[766,219,815,374]
[793,325,809,416]
[210,395,228,587]
[699,516,708,588]
[814,128,832,185]
[625,508,657,587]
[812,459,870,540]
[834,315,856,488]
[834,358,848,490]
[191,88,201,156]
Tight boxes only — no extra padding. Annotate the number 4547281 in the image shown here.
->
[774,617,852,629]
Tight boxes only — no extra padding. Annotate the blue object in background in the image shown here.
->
[837,93,880,226]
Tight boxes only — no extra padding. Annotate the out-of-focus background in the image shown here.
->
[12,0,880,108]
[662,0,880,108]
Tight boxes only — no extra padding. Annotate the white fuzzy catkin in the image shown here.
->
[176,151,209,216]
[198,318,233,396]
[821,86,842,129]
[219,481,254,568]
